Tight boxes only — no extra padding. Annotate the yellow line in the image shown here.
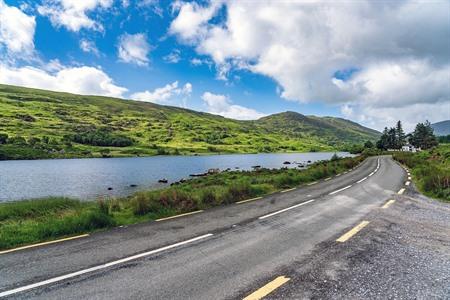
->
[381,199,395,209]
[398,188,405,195]
[155,210,203,222]
[324,177,332,181]
[307,181,318,186]
[336,221,370,242]
[237,196,263,204]
[0,234,89,255]
[243,276,291,300]
[280,187,296,193]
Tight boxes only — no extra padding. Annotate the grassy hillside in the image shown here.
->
[0,84,379,159]
[431,120,450,136]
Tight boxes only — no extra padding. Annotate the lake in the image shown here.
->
[0,152,352,202]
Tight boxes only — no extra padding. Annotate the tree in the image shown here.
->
[387,127,397,149]
[410,121,438,149]
[0,133,8,144]
[396,120,406,148]
[377,127,389,150]
[364,140,374,148]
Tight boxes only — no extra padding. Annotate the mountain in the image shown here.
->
[431,120,450,136]
[0,84,379,159]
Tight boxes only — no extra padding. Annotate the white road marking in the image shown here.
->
[307,181,318,186]
[357,177,368,183]
[368,172,375,177]
[398,188,405,195]
[408,176,411,180]
[258,199,315,220]
[0,234,213,298]
[405,181,410,186]
[329,185,352,195]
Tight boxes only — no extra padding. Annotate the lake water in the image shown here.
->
[0,152,352,202]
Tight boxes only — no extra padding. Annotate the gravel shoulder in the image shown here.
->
[266,184,450,299]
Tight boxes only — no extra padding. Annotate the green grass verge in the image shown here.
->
[392,144,450,202]
[0,155,364,250]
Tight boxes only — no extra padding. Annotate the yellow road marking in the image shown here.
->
[236,196,263,204]
[0,234,89,255]
[324,177,332,181]
[307,181,318,186]
[243,276,291,300]
[381,199,395,209]
[281,187,296,193]
[155,210,203,222]
[336,221,370,242]
[398,188,405,195]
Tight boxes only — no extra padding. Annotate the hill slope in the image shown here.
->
[431,120,450,136]
[0,84,379,159]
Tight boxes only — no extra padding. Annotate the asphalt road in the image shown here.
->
[1,155,435,299]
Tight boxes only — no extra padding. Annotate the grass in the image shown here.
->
[0,155,364,250]
[0,84,379,160]
[392,144,450,202]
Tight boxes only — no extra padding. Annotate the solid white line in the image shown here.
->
[258,199,315,220]
[357,177,368,183]
[368,172,375,177]
[329,185,352,195]
[0,234,213,298]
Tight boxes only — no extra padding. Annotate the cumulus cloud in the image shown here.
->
[170,0,450,129]
[0,64,127,98]
[117,33,150,66]
[80,39,100,56]
[201,92,265,120]
[131,81,192,105]
[0,0,35,56]
[38,0,113,32]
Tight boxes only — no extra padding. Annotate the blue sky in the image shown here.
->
[0,0,449,131]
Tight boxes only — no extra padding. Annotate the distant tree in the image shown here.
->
[410,121,438,149]
[0,133,8,144]
[438,135,450,143]
[331,153,340,161]
[376,127,389,150]
[396,121,406,148]
[100,148,111,158]
[364,140,374,148]
[387,127,397,149]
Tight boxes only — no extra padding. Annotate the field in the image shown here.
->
[0,155,363,250]
[392,144,450,201]
[0,84,379,160]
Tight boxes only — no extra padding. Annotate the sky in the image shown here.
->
[0,0,449,132]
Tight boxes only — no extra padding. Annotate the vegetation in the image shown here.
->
[376,120,438,150]
[0,84,379,160]
[0,155,364,250]
[392,144,449,202]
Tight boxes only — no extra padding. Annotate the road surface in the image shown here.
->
[1,156,448,299]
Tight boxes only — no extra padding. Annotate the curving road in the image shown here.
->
[1,155,433,299]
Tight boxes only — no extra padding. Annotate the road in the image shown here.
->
[1,156,448,299]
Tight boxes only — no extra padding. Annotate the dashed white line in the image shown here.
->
[357,177,368,183]
[0,234,213,298]
[405,181,410,186]
[329,185,352,195]
[258,199,315,220]
[398,188,405,195]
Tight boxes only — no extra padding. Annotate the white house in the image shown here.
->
[402,144,420,152]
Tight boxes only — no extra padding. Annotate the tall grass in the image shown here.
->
[392,144,449,201]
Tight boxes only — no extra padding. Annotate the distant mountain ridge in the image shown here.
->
[431,120,450,136]
[0,84,380,159]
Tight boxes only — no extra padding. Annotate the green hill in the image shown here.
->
[0,84,379,159]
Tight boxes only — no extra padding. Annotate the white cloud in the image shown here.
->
[170,0,450,129]
[38,0,113,32]
[117,33,150,66]
[131,81,192,104]
[163,49,181,63]
[80,39,100,56]
[201,92,265,120]
[0,0,35,56]
[0,64,127,98]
